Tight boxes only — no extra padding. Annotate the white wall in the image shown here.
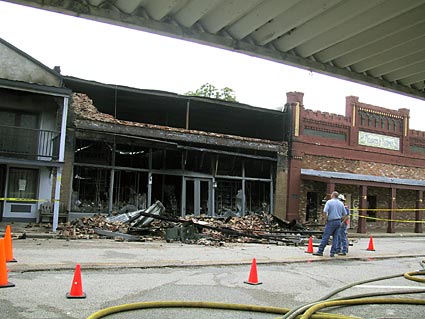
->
[2,166,52,220]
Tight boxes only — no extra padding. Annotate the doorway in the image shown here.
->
[183,178,212,216]
[306,192,318,221]
[367,195,377,221]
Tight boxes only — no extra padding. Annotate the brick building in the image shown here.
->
[286,92,425,233]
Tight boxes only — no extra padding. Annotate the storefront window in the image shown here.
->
[7,168,38,201]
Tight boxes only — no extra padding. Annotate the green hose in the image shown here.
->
[281,273,405,319]
[319,273,404,301]
[282,270,425,319]
[85,300,359,319]
[299,297,425,319]
[86,270,425,319]
[404,271,425,283]
[281,288,425,319]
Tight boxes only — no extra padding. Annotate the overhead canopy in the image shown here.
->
[6,0,425,100]
[301,169,425,189]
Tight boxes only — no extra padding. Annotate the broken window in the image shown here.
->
[72,166,110,213]
[184,150,212,174]
[216,155,242,177]
[245,159,271,178]
[112,171,148,211]
[152,174,181,215]
[74,140,111,165]
[214,179,242,215]
[245,181,270,213]
[114,144,149,169]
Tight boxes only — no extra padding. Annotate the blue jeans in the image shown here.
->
[337,224,348,254]
[317,219,340,255]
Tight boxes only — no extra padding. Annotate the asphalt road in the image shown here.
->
[2,256,425,319]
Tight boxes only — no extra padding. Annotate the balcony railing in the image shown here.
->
[0,125,60,160]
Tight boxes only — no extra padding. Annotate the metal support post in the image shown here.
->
[357,185,367,234]
[415,190,423,233]
[387,187,396,233]
[181,176,186,217]
[108,142,116,213]
[270,166,274,214]
[242,161,246,216]
[194,179,200,216]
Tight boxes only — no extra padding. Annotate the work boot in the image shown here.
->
[312,252,323,256]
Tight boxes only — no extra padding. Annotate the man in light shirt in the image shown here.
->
[313,191,347,257]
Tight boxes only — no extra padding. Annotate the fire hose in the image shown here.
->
[85,269,425,319]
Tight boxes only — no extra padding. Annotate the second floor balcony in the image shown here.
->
[0,125,60,161]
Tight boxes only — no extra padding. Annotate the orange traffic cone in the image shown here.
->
[305,236,314,253]
[0,238,15,288]
[4,225,17,263]
[244,258,262,285]
[66,264,86,298]
[367,236,375,251]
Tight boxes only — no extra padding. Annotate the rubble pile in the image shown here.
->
[72,93,116,123]
[56,201,315,245]
[56,215,128,240]
[56,201,165,240]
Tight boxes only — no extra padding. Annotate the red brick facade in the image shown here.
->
[286,92,425,233]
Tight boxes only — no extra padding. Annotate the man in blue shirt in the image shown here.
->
[313,191,347,257]
[336,194,350,255]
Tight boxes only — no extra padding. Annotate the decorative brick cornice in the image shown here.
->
[358,107,404,119]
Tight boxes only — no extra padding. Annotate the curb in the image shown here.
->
[8,254,425,273]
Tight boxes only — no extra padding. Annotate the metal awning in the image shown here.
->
[301,169,425,189]
[4,0,425,101]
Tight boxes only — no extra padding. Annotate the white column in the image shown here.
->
[52,97,69,232]
[52,167,62,232]
[58,97,68,162]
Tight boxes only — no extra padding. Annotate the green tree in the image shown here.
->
[185,83,237,102]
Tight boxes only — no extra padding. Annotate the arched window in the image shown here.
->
[374,116,379,128]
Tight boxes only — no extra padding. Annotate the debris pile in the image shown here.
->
[56,201,318,245]
[56,201,165,240]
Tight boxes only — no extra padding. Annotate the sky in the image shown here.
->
[0,1,424,130]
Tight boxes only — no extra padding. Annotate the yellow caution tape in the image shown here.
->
[0,198,59,202]
[352,213,425,223]
[351,208,425,211]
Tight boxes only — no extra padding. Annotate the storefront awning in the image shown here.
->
[301,169,425,189]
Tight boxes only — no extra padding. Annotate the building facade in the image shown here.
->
[0,38,70,230]
[286,92,425,233]
[60,77,289,220]
[2,38,424,233]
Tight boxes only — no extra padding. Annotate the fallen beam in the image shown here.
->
[133,211,300,245]
[94,228,140,241]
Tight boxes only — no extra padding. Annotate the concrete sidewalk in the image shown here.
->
[2,221,424,239]
[6,235,425,273]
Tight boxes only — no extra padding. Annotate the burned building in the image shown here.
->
[61,77,289,220]
[2,38,424,234]
[286,92,425,233]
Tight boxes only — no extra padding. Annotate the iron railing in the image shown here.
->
[0,125,60,160]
